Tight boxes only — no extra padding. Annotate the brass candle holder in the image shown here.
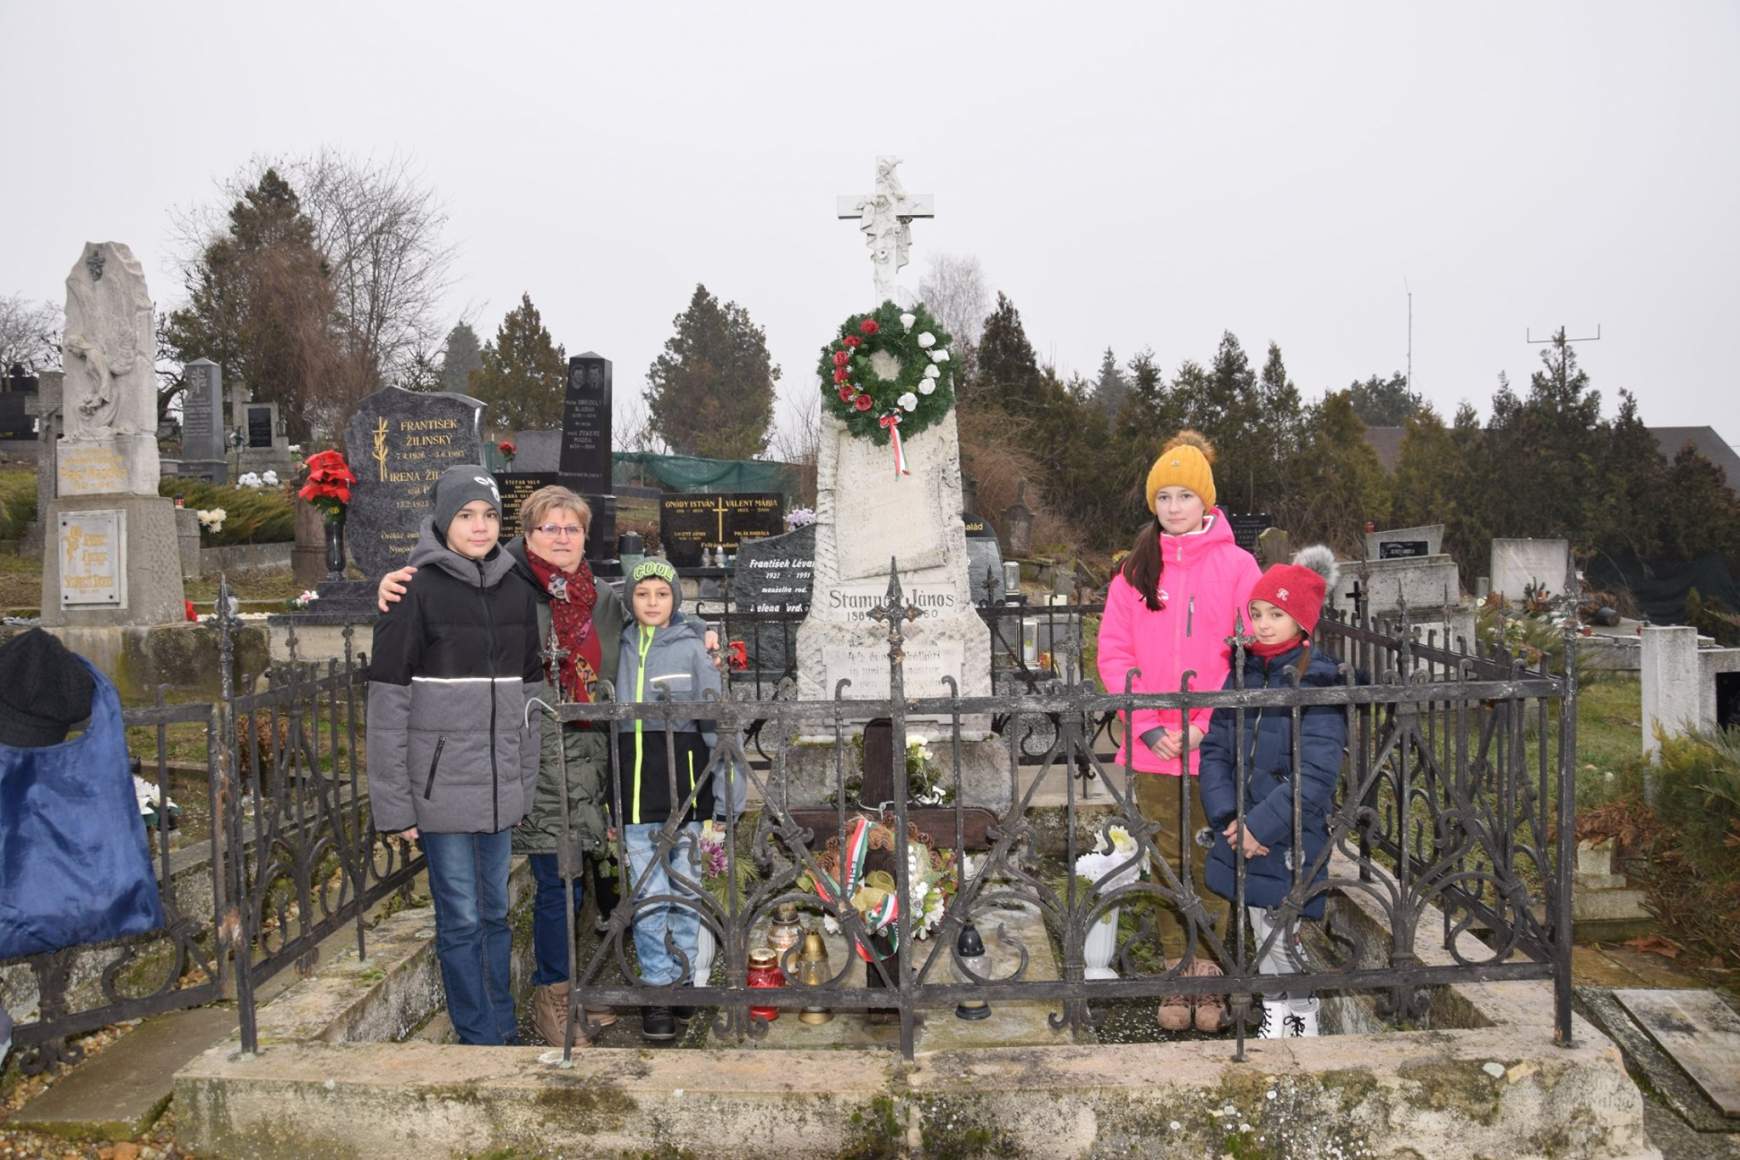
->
[796,928,833,1024]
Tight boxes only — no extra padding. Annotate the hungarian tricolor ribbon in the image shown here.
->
[879,412,909,478]
[810,815,901,959]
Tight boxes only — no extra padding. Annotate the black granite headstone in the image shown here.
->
[561,354,611,492]
[659,493,785,568]
[963,513,995,539]
[1226,512,1274,555]
[728,523,815,677]
[246,404,274,449]
[342,386,486,579]
[495,470,591,542]
[0,368,36,441]
[1378,540,1430,560]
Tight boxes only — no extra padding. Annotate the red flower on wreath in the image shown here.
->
[838,385,857,403]
[853,393,873,412]
[859,319,880,336]
[833,368,848,383]
[844,335,862,348]
[833,350,849,367]
[298,449,358,523]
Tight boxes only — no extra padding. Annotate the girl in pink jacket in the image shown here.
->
[1095,430,1259,1032]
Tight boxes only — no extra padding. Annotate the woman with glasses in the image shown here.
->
[378,484,716,1047]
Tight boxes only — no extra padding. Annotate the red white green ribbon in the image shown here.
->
[879,412,909,478]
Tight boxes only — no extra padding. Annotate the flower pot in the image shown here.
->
[690,920,717,986]
[1083,907,1120,981]
[323,519,346,582]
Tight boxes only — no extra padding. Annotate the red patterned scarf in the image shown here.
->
[525,550,602,703]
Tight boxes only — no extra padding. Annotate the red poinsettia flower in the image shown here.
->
[853,393,873,412]
[300,448,357,520]
[837,384,856,403]
[726,640,749,672]
[833,350,849,367]
[859,319,879,336]
[844,335,862,348]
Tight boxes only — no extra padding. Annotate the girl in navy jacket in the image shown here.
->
[1198,546,1346,1039]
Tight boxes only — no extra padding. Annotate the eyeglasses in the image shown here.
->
[533,524,585,539]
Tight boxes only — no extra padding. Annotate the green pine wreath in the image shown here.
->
[817,300,957,445]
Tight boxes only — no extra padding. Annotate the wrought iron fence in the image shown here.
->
[1,584,419,1070]
[550,563,1577,1063]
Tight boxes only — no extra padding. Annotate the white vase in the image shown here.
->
[1083,907,1120,981]
[690,921,717,986]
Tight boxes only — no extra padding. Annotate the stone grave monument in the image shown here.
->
[40,243,186,630]
[176,358,228,483]
[1330,521,1475,647]
[659,492,785,567]
[312,385,486,611]
[0,365,38,442]
[789,157,1005,809]
[1490,537,1574,603]
[561,352,618,571]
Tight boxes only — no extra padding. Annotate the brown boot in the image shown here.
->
[531,981,572,1048]
[582,1003,619,1029]
[1186,958,1227,1032]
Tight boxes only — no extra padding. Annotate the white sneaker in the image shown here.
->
[1255,999,1291,1039]
[1283,1007,1320,1037]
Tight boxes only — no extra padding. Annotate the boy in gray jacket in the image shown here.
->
[614,559,720,1041]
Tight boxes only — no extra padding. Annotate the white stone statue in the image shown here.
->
[57,242,162,496]
[837,157,935,306]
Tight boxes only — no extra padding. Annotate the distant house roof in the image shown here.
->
[1651,427,1740,487]
[1359,423,1738,491]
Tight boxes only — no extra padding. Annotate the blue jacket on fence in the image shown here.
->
[1197,642,1348,919]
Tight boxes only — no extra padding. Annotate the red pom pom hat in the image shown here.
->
[1246,545,1340,636]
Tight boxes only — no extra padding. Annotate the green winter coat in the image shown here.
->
[506,536,626,857]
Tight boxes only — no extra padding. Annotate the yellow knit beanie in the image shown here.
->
[1144,430,1218,513]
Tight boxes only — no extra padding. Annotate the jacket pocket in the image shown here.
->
[423,736,447,799]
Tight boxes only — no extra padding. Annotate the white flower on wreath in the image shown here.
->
[930,349,950,364]
[917,332,936,349]
[899,312,917,330]
[923,364,941,379]
[918,380,936,396]
[898,392,918,412]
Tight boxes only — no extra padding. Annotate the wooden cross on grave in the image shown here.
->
[837,156,935,305]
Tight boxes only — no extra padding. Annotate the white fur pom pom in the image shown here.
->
[1292,544,1340,591]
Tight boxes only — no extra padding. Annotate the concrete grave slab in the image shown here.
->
[1614,988,1740,1117]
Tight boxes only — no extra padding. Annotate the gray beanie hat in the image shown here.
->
[629,558,681,609]
[432,465,502,533]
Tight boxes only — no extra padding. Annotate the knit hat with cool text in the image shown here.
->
[629,558,682,609]
[1144,430,1218,514]
[431,465,502,533]
[1247,545,1341,635]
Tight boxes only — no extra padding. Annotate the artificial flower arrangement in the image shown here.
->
[298,449,357,523]
[784,506,817,530]
[195,508,227,534]
[288,589,320,611]
[235,470,279,489]
[1073,824,1146,896]
[830,737,956,809]
[498,439,517,466]
[801,812,959,950]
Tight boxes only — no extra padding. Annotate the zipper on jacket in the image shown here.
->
[477,559,500,833]
[632,623,654,826]
[1187,595,1195,637]
[687,749,696,802]
[423,737,446,799]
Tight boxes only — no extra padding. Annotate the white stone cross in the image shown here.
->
[837,156,934,306]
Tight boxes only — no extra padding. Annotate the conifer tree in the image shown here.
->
[1091,347,1129,419]
[971,292,1043,412]
[470,293,567,433]
[644,284,778,459]
[439,322,484,395]
[1347,372,1424,426]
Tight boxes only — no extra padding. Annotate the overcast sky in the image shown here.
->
[4,1,1737,446]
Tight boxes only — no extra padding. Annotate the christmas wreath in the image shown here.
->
[817,300,956,476]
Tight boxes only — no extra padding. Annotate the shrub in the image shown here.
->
[0,470,36,541]
[159,478,294,545]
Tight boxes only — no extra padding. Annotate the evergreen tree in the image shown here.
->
[1279,391,1389,555]
[971,292,1043,412]
[644,284,778,459]
[1660,444,1740,565]
[1596,390,1669,561]
[1347,372,1424,426]
[470,293,567,433]
[164,168,345,439]
[1091,347,1129,419]
[440,321,484,395]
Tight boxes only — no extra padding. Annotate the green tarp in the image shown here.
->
[613,452,801,498]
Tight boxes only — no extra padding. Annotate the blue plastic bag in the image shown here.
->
[0,658,165,959]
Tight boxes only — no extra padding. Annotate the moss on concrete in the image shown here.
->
[532,1076,638,1135]
[840,1094,906,1160]
[1394,1058,1508,1127]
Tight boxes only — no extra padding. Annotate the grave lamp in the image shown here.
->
[954,919,991,1020]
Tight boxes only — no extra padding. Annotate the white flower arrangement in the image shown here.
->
[287,443,303,454]
[236,472,263,489]
[196,508,227,534]
[261,469,279,487]
[898,392,918,412]
[291,589,320,610]
[784,506,817,530]
[1073,824,1145,894]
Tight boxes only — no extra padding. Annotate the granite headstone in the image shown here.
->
[561,353,617,566]
[342,386,486,579]
[729,522,816,678]
[659,493,785,568]
[179,359,226,467]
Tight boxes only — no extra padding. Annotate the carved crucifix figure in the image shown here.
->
[837,156,935,305]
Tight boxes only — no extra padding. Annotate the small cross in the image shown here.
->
[837,156,935,304]
[867,557,925,662]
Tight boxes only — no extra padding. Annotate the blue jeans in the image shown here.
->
[622,822,701,987]
[421,830,514,1045]
[528,852,584,987]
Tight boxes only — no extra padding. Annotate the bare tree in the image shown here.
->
[918,253,990,349]
[0,294,63,372]
[767,389,821,506]
[613,390,669,454]
[169,151,456,395]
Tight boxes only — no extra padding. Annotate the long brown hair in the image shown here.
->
[1119,517,1166,612]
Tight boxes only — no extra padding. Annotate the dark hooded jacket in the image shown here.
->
[367,520,543,835]
[1197,641,1347,919]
